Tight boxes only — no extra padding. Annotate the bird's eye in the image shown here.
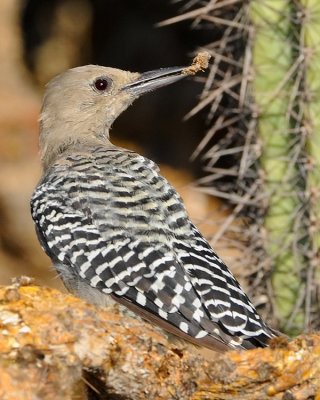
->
[93,77,111,92]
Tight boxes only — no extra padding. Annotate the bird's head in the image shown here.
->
[39,64,187,169]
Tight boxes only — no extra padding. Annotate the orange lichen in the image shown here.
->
[0,282,319,399]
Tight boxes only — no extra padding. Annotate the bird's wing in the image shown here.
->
[172,222,276,345]
[31,149,274,349]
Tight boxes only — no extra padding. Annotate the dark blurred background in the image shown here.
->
[0,0,234,290]
[21,0,214,168]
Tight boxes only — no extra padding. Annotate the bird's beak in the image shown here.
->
[123,66,187,96]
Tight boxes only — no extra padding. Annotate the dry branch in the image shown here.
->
[0,280,319,399]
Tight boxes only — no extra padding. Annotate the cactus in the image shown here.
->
[250,0,305,334]
[164,0,320,335]
[301,0,320,327]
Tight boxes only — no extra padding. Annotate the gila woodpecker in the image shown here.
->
[31,63,276,351]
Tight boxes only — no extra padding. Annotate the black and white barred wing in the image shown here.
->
[31,154,274,350]
[174,222,275,347]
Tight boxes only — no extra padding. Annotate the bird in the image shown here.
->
[31,63,276,352]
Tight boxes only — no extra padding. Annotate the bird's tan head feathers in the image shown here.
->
[38,56,211,170]
[39,64,190,170]
[39,65,142,170]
